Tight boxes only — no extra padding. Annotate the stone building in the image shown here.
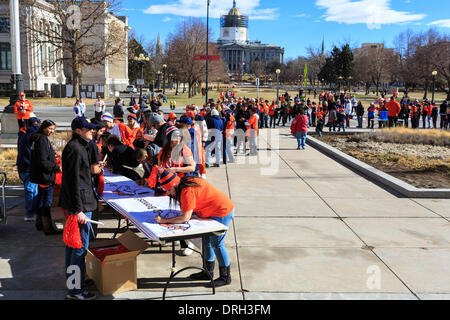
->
[0,0,128,96]
[217,1,284,75]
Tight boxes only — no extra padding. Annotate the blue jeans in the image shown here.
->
[264,115,269,128]
[295,132,307,149]
[225,138,235,163]
[206,137,222,166]
[249,136,258,155]
[205,209,235,267]
[18,172,38,218]
[65,211,92,295]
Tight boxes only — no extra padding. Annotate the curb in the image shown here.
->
[307,136,450,199]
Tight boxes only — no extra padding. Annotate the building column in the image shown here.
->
[6,0,23,110]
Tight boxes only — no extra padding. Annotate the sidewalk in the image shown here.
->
[0,127,449,300]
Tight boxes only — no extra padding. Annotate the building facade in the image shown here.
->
[217,1,284,75]
[0,0,128,96]
[0,0,65,92]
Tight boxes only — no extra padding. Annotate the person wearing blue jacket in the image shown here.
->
[16,117,40,222]
[205,109,224,167]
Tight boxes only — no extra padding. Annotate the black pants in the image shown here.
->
[388,116,398,127]
[95,111,103,121]
[368,118,374,129]
[17,119,27,128]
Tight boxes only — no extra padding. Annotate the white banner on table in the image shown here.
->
[101,169,228,241]
[109,197,227,241]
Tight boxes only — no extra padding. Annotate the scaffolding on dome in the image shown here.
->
[220,14,249,29]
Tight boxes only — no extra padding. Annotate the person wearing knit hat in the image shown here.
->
[102,112,136,148]
[157,125,196,255]
[127,113,142,141]
[153,173,235,287]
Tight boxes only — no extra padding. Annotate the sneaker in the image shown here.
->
[24,216,36,222]
[66,291,97,301]
[180,241,194,256]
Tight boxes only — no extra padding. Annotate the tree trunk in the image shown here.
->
[72,54,81,99]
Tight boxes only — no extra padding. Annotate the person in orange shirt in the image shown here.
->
[152,170,235,287]
[385,96,401,127]
[101,112,136,148]
[127,113,143,141]
[246,107,259,156]
[14,92,34,128]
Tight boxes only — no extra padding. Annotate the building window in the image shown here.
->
[40,45,44,71]
[48,46,52,71]
[0,43,11,70]
[0,18,10,33]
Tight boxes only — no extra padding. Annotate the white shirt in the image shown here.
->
[345,102,352,115]
[94,100,105,113]
[79,102,86,115]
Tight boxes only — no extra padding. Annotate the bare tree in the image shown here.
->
[165,18,226,98]
[26,0,128,98]
[306,45,326,86]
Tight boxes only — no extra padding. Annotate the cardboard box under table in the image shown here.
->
[86,230,150,296]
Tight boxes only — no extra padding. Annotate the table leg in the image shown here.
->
[162,239,215,300]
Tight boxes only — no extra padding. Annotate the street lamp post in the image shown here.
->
[133,53,150,102]
[338,76,343,92]
[276,69,281,105]
[156,71,162,91]
[348,76,353,93]
[162,64,167,95]
[322,78,325,91]
[432,70,438,105]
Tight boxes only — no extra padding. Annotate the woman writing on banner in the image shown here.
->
[152,170,235,287]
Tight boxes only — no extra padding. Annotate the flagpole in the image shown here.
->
[205,0,210,105]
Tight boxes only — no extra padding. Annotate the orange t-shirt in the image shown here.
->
[14,99,34,120]
[180,178,234,218]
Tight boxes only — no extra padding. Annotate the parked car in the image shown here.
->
[125,85,137,93]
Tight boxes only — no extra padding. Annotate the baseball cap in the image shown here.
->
[167,112,177,120]
[178,115,193,125]
[71,117,98,131]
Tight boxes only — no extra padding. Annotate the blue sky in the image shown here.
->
[119,0,450,60]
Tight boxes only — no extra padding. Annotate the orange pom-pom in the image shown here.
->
[63,215,82,249]
[146,165,159,189]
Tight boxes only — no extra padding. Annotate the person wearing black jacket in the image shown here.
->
[106,135,142,181]
[60,117,101,301]
[17,117,40,222]
[29,120,61,235]
[440,100,448,129]
[234,104,249,154]
[113,98,124,122]
[356,102,365,128]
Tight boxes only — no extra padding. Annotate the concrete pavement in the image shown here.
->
[0,127,449,300]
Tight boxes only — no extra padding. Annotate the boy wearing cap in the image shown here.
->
[101,112,136,148]
[14,92,34,128]
[61,117,102,300]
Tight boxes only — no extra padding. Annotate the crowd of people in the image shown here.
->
[11,87,449,299]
